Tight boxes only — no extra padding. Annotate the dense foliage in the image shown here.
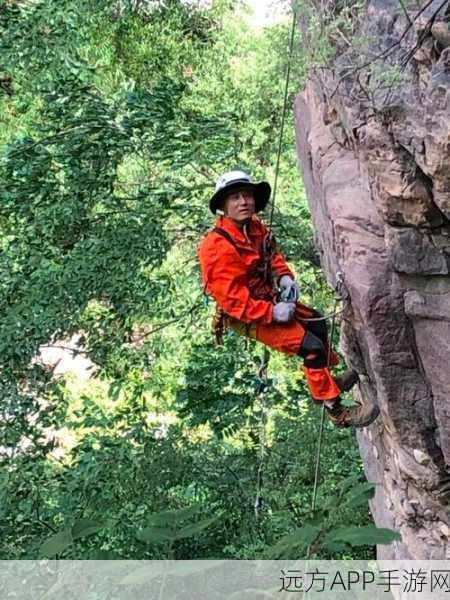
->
[0,0,397,560]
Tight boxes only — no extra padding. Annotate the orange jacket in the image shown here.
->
[198,215,294,324]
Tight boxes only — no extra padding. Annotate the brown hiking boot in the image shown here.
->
[334,369,359,393]
[325,397,379,429]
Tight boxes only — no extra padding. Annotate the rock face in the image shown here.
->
[294,0,450,559]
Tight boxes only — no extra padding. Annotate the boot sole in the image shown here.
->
[346,403,380,428]
[334,369,360,393]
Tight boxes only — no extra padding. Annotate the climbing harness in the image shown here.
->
[209,225,276,345]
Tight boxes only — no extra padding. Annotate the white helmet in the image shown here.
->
[209,170,271,214]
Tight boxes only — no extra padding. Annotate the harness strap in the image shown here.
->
[210,226,274,344]
[208,228,243,345]
[213,225,274,278]
[212,227,244,256]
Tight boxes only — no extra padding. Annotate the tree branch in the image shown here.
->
[329,0,439,99]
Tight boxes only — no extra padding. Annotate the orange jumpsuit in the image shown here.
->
[198,215,341,401]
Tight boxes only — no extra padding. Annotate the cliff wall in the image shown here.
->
[294,0,450,559]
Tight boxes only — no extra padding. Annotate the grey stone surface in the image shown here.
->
[294,0,450,560]
[386,227,449,275]
[404,289,450,321]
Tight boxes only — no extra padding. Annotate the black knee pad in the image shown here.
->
[304,309,328,346]
[298,331,328,368]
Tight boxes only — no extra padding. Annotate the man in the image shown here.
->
[198,170,379,428]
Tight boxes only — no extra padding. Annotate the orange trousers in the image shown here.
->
[228,303,341,401]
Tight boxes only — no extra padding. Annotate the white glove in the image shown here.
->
[272,302,296,323]
[278,275,300,303]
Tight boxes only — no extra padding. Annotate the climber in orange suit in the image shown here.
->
[198,170,378,428]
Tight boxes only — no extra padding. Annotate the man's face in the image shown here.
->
[222,186,255,224]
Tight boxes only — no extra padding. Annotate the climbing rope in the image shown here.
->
[253,7,349,523]
[300,291,340,600]
[311,293,340,513]
[307,267,351,535]
[254,7,297,523]
[268,8,297,230]
[253,2,349,525]
[254,347,270,521]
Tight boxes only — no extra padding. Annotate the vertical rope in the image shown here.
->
[268,8,297,230]
[302,295,339,599]
[310,295,339,511]
[254,8,297,521]
[254,347,270,521]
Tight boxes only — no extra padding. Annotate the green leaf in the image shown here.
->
[266,525,320,559]
[108,381,122,401]
[146,504,203,527]
[40,528,73,557]
[136,526,177,543]
[322,541,348,553]
[305,509,327,527]
[172,516,218,540]
[344,482,376,508]
[0,472,9,488]
[89,550,120,560]
[71,518,103,539]
[324,525,402,547]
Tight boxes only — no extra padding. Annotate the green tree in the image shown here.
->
[0,0,387,561]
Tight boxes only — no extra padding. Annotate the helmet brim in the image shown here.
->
[209,180,271,214]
